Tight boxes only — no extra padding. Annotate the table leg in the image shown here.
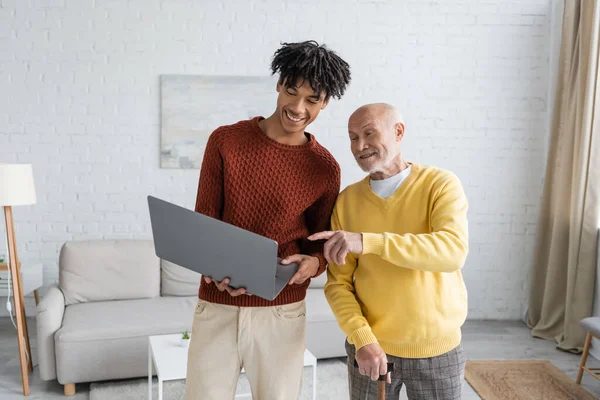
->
[313,362,317,400]
[148,341,152,400]
[158,377,163,400]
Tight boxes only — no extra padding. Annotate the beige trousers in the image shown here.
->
[184,299,307,400]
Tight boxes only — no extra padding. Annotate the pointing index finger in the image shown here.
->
[308,231,336,241]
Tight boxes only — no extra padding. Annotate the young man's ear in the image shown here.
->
[276,81,282,93]
[321,97,330,110]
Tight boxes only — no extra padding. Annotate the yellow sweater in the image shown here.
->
[324,163,469,358]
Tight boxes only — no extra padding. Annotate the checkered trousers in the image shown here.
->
[345,340,466,400]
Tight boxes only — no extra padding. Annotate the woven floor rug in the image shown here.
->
[465,360,596,400]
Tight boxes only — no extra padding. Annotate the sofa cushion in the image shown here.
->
[161,259,202,296]
[59,240,160,305]
[54,296,196,383]
[56,296,196,343]
[305,288,347,358]
[309,272,328,288]
[305,287,337,323]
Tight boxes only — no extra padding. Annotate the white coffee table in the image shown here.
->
[148,333,317,400]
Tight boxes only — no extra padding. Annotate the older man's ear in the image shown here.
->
[395,122,405,141]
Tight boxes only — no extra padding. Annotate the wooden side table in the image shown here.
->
[0,261,37,384]
[0,262,42,305]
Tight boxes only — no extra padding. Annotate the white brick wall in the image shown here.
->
[0,0,553,319]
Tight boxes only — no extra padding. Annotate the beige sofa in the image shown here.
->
[36,239,346,395]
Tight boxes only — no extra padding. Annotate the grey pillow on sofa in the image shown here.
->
[161,259,202,296]
[309,271,328,288]
[59,240,161,305]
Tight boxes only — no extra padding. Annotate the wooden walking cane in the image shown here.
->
[354,360,394,400]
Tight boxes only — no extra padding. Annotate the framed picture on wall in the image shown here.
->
[160,74,277,169]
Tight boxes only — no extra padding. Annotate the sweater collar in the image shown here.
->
[251,116,316,151]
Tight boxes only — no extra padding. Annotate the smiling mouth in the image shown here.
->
[285,110,304,123]
[359,152,376,159]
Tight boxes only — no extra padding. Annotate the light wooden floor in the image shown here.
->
[1,318,599,399]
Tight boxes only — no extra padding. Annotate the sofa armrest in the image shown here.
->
[36,284,65,381]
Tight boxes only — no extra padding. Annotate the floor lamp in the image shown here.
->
[0,164,36,396]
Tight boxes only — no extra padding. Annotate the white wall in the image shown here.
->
[1,0,552,319]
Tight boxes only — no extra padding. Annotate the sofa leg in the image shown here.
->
[64,383,75,396]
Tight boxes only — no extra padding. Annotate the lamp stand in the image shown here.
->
[4,205,32,396]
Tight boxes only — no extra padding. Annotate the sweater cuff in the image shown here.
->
[309,253,327,277]
[350,326,378,350]
[362,233,385,256]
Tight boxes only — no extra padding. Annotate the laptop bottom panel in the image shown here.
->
[271,259,299,299]
[273,277,289,299]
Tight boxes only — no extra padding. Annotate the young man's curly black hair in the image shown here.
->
[270,40,351,101]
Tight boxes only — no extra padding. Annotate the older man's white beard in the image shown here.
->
[358,152,401,175]
[358,160,384,174]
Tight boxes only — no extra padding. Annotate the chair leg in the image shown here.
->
[64,383,75,396]
[577,333,593,384]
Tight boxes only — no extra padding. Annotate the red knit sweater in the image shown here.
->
[195,117,341,307]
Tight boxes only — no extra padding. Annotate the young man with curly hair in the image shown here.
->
[184,41,351,400]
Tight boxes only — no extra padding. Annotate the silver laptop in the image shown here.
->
[147,195,299,301]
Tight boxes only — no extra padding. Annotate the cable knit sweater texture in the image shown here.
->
[195,116,341,307]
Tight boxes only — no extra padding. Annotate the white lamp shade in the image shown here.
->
[0,164,37,206]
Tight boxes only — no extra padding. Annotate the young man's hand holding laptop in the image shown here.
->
[202,252,319,297]
[203,276,252,297]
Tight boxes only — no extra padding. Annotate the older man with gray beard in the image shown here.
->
[310,103,469,400]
